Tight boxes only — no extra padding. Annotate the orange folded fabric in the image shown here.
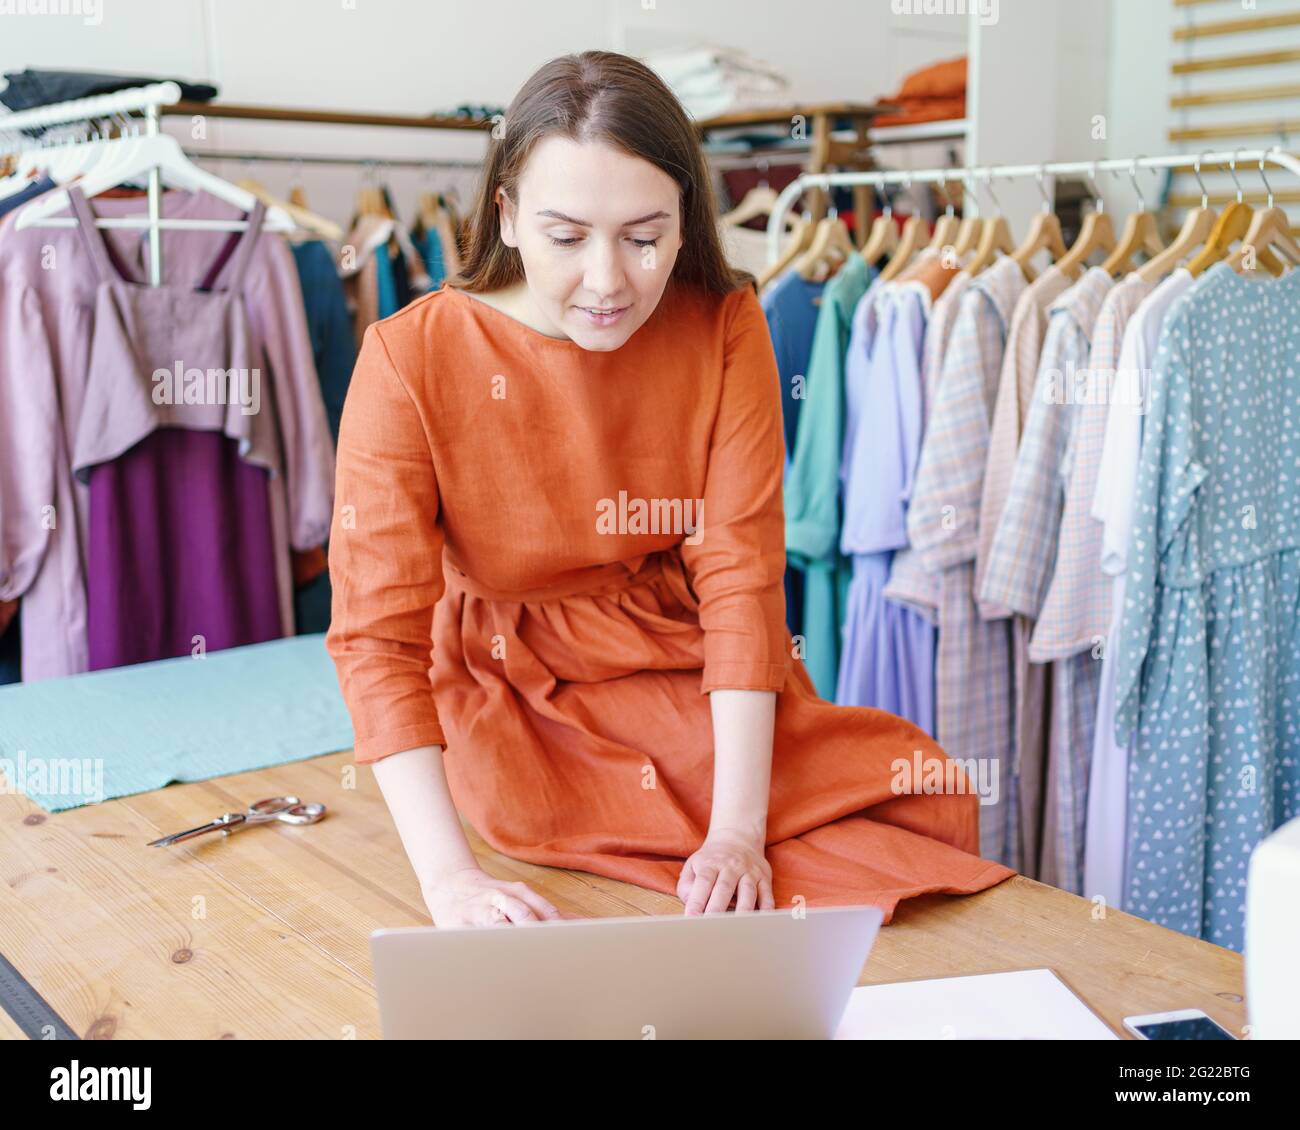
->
[874,95,967,128]
[894,56,967,102]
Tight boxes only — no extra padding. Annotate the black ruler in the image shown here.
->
[0,951,78,1040]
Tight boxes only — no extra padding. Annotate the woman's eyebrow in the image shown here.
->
[535,209,671,227]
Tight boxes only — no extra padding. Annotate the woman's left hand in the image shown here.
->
[677,827,775,915]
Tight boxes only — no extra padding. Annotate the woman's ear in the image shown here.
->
[496,186,519,248]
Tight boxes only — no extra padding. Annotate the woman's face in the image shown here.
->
[496,135,684,351]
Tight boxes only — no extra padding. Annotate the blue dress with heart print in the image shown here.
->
[1112,261,1300,952]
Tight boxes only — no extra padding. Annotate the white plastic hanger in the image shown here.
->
[0,114,132,202]
[15,128,295,232]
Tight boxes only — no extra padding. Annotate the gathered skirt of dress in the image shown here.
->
[432,545,1016,921]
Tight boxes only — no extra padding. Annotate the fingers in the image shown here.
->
[682,868,716,916]
[509,881,563,921]
[679,852,776,915]
[734,875,758,913]
[481,892,537,925]
[704,870,740,914]
[675,858,696,903]
[477,882,562,926]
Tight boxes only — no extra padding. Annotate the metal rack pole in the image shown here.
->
[144,100,163,286]
[764,146,1300,264]
[182,148,484,171]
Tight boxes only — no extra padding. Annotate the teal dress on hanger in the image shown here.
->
[783,253,875,700]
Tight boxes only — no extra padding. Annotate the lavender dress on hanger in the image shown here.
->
[66,185,284,669]
[836,281,936,732]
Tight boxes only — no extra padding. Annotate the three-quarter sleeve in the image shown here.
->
[325,322,448,764]
[0,279,58,606]
[680,286,789,694]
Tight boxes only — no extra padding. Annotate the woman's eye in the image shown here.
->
[546,235,659,248]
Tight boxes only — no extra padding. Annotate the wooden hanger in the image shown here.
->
[878,176,925,282]
[859,186,900,267]
[355,178,391,220]
[943,172,983,257]
[1055,165,1116,279]
[721,184,781,228]
[1187,201,1255,276]
[793,207,856,281]
[1228,204,1300,272]
[928,211,960,253]
[1187,152,1285,276]
[1008,170,1062,281]
[418,190,445,233]
[1100,159,1165,276]
[878,214,926,282]
[1137,153,1216,283]
[953,214,983,258]
[720,158,780,228]
[1226,154,1300,272]
[285,157,310,210]
[927,178,960,252]
[1101,210,1162,277]
[1138,206,1215,282]
[757,212,815,291]
[410,165,457,237]
[964,171,1017,276]
[718,166,805,272]
[237,176,342,241]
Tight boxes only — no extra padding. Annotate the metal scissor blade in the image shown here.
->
[147,815,238,847]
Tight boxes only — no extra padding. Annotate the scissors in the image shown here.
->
[147,796,326,847]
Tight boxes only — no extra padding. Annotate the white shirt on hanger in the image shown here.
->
[1083,266,1193,910]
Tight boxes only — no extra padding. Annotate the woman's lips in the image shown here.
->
[576,304,630,326]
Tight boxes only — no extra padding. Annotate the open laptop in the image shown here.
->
[370,903,883,1039]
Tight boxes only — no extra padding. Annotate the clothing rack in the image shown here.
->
[0,79,180,136]
[0,84,495,285]
[182,149,484,171]
[163,100,496,132]
[0,82,181,284]
[764,147,1300,264]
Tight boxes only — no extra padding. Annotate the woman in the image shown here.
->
[325,50,1014,928]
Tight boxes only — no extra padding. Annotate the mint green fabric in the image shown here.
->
[783,254,874,699]
[0,635,353,812]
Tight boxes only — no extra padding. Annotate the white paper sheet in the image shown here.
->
[834,968,1119,1040]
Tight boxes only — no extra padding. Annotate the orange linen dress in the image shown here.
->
[325,277,1016,920]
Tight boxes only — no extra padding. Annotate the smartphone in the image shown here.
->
[1123,1009,1237,1041]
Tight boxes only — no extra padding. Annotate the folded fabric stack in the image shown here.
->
[874,56,966,127]
[643,44,791,120]
[0,68,218,114]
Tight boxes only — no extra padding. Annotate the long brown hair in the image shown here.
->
[452,50,753,297]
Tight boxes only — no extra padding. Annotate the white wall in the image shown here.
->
[0,0,974,224]
[968,0,1113,242]
[1107,0,1300,222]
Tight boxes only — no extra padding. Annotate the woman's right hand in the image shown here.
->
[421,867,563,928]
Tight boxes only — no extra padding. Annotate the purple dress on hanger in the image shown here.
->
[835,282,936,733]
[66,185,284,669]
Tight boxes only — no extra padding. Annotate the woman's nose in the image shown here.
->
[582,240,628,297]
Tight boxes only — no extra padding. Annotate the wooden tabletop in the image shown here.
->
[0,751,1246,1040]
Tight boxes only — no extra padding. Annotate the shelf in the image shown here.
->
[867,118,971,144]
